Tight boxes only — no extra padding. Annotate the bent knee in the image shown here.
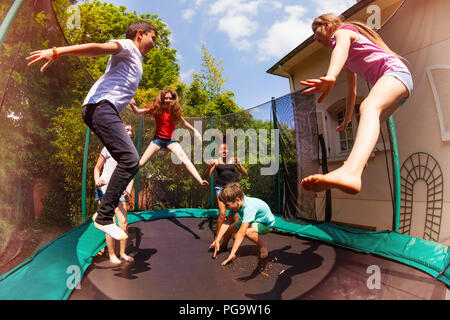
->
[126,154,140,173]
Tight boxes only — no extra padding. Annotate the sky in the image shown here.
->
[105,0,357,110]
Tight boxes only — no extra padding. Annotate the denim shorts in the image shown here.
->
[152,135,177,149]
[384,71,413,104]
[215,186,223,199]
[95,187,126,202]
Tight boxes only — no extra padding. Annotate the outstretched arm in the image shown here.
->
[180,116,202,142]
[234,157,248,176]
[204,159,218,179]
[337,68,357,132]
[94,154,106,187]
[26,42,122,72]
[222,222,249,266]
[325,29,352,79]
[129,99,149,115]
[211,218,230,258]
[300,29,352,103]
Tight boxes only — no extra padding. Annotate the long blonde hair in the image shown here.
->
[313,13,403,60]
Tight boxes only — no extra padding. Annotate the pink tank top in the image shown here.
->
[331,25,410,84]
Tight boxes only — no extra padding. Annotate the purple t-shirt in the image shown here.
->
[331,25,410,84]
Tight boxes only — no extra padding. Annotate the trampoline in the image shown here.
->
[68,216,448,300]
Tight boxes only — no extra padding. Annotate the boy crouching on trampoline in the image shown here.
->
[217,183,275,266]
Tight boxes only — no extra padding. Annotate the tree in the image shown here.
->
[196,45,229,99]
[180,45,240,117]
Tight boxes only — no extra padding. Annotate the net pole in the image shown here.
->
[81,127,90,222]
[387,116,400,232]
[271,97,281,214]
[0,0,25,47]
[134,115,144,211]
[209,116,215,209]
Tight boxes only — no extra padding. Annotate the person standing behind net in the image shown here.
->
[27,21,158,240]
[300,13,413,195]
[129,89,209,186]
[94,121,134,264]
[204,141,248,258]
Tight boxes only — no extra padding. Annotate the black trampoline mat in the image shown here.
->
[69,217,448,300]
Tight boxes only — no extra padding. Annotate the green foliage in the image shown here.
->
[64,1,179,89]
[195,44,229,99]
[179,45,240,117]
[1,0,282,225]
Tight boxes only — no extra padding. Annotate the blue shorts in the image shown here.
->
[95,187,126,202]
[152,135,176,149]
[215,186,223,199]
[384,71,413,103]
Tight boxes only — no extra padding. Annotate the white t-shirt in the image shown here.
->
[83,39,143,113]
[99,147,117,194]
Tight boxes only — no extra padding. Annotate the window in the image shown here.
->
[426,65,450,141]
[336,104,360,154]
[321,98,389,162]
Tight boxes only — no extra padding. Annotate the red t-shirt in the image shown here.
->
[154,111,176,139]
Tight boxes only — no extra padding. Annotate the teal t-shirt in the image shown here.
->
[238,196,275,227]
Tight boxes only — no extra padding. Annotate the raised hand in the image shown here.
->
[207,159,218,167]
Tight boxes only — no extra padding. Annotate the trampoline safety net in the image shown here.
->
[0,0,323,233]
[0,0,448,299]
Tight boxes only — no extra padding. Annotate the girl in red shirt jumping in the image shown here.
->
[130,89,208,186]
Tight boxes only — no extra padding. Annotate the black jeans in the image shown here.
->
[82,100,139,225]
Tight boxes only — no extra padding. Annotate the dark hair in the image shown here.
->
[126,20,157,40]
[218,183,244,203]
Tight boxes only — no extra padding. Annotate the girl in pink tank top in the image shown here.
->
[300,13,412,195]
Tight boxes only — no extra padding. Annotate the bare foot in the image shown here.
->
[259,247,268,259]
[301,167,361,194]
[109,255,122,264]
[120,254,134,262]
